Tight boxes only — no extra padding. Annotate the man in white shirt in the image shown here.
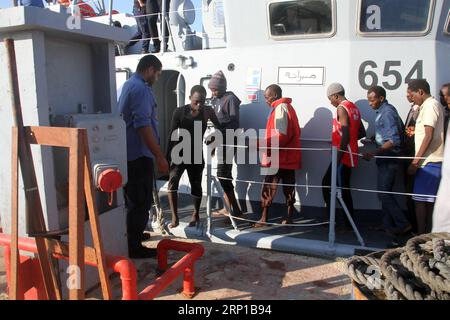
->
[433,127,450,233]
[407,79,445,234]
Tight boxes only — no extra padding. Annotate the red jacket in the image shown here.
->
[261,98,302,170]
[332,100,361,168]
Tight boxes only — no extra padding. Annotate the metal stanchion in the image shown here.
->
[206,145,212,237]
[108,0,113,26]
[211,176,239,231]
[328,146,337,248]
[161,0,167,54]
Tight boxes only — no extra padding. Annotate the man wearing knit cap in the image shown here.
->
[208,70,243,218]
[322,83,366,230]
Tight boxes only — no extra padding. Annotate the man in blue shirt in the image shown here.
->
[118,55,169,259]
[363,86,412,239]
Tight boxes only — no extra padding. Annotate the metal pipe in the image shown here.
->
[328,146,337,248]
[138,239,204,300]
[0,233,138,300]
[161,0,167,53]
[206,145,212,237]
[108,0,113,26]
[108,256,138,300]
[0,234,205,300]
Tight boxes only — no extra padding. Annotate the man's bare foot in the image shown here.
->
[168,219,179,229]
[281,219,293,225]
[188,219,199,227]
[253,220,267,228]
[188,214,199,227]
[212,208,230,217]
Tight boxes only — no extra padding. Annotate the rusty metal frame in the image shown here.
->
[23,126,113,300]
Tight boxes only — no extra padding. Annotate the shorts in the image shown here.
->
[413,162,442,203]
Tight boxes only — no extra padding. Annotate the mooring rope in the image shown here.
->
[346,233,450,300]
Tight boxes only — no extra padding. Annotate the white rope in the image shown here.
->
[220,144,331,152]
[127,33,224,42]
[339,186,438,199]
[132,7,203,19]
[220,214,329,228]
[340,149,444,161]
[213,175,438,199]
[219,143,443,161]
[215,175,328,190]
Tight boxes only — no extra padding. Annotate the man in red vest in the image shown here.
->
[322,83,366,229]
[255,85,302,227]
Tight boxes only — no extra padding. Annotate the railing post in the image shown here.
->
[206,145,213,237]
[161,0,167,53]
[108,0,114,26]
[328,146,337,248]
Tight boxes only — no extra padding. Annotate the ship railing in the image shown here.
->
[107,0,219,53]
[204,141,443,250]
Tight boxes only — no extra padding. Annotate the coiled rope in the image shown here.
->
[346,233,450,300]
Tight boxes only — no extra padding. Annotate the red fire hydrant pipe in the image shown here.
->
[138,245,204,300]
[0,234,138,300]
[0,234,204,300]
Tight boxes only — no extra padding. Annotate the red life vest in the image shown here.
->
[261,98,302,170]
[332,100,361,168]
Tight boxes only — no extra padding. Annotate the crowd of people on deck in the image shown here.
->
[118,54,449,258]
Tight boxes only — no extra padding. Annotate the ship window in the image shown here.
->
[358,0,435,36]
[268,0,335,39]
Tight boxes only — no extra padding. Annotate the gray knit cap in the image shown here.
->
[327,83,345,97]
[208,70,227,92]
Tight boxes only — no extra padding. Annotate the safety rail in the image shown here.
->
[204,139,443,250]
[0,233,204,300]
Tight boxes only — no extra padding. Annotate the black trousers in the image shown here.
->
[217,145,235,193]
[146,0,170,48]
[124,157,154,251]
[168,163,204,198]
[322,163,354,226]
[128,16,150,51]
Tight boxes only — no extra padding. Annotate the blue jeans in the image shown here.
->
[377,160,409,231]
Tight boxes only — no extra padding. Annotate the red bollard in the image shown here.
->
[182,266,195,298]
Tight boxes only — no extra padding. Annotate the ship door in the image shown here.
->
[153,70,186,178]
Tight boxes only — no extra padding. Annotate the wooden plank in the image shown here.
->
[25,126,72,148]
[46,240,98,265]
[5,38,61,301]
[68,130,86,300]
[10,127,19,300]
[82,130,113,300]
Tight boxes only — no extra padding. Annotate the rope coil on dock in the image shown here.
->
[346,233,450,300]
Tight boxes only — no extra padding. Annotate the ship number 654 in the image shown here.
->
[359,60,423,91]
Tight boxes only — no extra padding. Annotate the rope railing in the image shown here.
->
[203,142,443,248]
[217,142,444,161]
[212,175,438,199]
[217,213,330,228]
[132,7,203,20]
